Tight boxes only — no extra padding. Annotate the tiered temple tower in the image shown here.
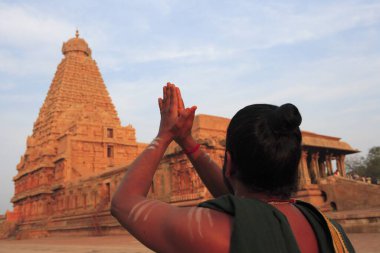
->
[11,32,140,235]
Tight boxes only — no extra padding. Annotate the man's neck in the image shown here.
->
[233,183,287,202]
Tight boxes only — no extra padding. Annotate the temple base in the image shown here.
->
[294,184,331,212]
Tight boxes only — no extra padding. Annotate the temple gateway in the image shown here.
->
[3,32,380,238]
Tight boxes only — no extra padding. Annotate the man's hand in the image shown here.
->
[158,82,196,144]
[157,83,229,198]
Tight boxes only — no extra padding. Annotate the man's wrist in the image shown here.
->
[184,143,200,155]
[176,135,197,151]
[156,132,173,146]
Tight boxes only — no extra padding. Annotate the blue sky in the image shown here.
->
[0,0,379,213]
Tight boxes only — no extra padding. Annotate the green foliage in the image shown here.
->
[365,147,380,179]
[345,146,380,180]
[345,156,365,174]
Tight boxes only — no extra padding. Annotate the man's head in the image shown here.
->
[224,103,302,198]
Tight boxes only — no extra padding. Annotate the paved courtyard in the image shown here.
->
[0,233,379,253]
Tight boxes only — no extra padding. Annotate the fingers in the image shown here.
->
[170,84,178,115]
[166,83,172,111]
[179,106,197,120]
[161,82,186,117]
[178,107,190,119]
[158,98,163,111]
[176,87,185,113]
[162,83,171,111]
[188,106,197,121]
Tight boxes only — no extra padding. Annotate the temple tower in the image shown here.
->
[12,31,139,224]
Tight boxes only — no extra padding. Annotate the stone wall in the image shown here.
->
[328,209,380,233]
[319,176,380,211]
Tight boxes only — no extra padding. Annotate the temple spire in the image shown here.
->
[61,30,92,56]
[36,33,119,142]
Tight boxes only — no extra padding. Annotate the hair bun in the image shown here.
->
[269,103,302,134]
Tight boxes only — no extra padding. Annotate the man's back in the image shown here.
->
[274,202,319,253]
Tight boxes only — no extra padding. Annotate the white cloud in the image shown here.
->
[340,100,379,115]
[253,54,380,103]
[0,49,57,76]
[216,1,380,49]
[0,3,72,77]
[128,46,232,63]
[0,3,74,48]
[0,81,17,91]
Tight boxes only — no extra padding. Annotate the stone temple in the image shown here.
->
[2,32,380,238]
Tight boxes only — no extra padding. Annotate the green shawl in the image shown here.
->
[198,195,355,253]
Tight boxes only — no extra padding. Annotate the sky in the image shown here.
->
[0,0,379,213]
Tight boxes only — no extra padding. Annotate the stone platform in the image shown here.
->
[327,208,380,233]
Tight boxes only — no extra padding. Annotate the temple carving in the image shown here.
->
[3,32,378,239]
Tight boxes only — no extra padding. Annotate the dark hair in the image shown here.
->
[226,103,302,198]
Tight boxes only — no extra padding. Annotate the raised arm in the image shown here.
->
[174,88,230,197]
[110,83,231,253]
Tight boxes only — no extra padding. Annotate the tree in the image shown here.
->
[345,146,380,181]
[365,147,380,179]
[345,155,365,174]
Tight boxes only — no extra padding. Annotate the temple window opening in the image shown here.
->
[107,128,114,138]
[107,145,114,158]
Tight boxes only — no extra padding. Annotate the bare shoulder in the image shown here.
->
[164,206,232,253]
[112,197,232,253]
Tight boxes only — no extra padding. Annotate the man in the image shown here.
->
[111,83,354,253]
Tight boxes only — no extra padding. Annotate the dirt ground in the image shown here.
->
[0,233,379,253]
[0,235,153,253]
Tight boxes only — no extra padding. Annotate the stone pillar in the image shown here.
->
[299,150,311,187]
[326,154,333,175]
[337,154,346,177]
[66,195,70,210]
[336,157,341,176]
[83,193,87,210]
[27,199,32,217]
[319,156,327,178]
[93,191,97,207]
[311,152,320,180]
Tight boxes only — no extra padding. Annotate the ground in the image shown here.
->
[0,233,379,253]
[0,235,153,253]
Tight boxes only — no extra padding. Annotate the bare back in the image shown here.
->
[272,203,319,253]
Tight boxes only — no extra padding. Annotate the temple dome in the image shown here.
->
[62,30,92,56]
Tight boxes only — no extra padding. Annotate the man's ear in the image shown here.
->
[224,151,236,178]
